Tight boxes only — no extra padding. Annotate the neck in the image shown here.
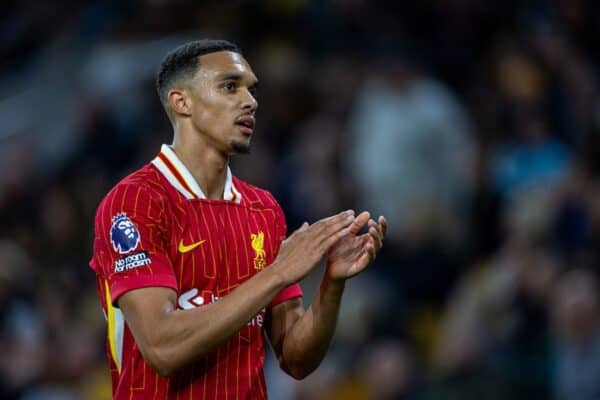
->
[171,128,229,200]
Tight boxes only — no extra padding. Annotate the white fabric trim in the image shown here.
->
[160,145,206,198]
[223,166,242,203]
[151,158,195,199]
[156,144,242,202]
[227,169,242,203]
[231,183,243,204]
[114,308,125,370]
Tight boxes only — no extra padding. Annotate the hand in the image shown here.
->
[272,210,356,285]
[326,213,387,281]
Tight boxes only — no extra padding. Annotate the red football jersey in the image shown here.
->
[90,144,302,400]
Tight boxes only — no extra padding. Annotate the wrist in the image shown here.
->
[265,261,292,289]
[325,262,348,286]
[321,273,346,294]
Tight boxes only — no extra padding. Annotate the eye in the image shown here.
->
[223,82,236,92]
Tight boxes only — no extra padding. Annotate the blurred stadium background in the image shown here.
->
[2,1,600,399]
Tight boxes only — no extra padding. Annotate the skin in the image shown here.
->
[167,51,259,199]
[118,50,388,378]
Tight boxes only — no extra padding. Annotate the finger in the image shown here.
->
[311,210,354,234]
[367,219,382,241]
[354,233,375,255]
[320,224,354,252]
[317,210,355,237]
[289,222,309,238]
[378,216,388,237]
[369,226,383,250]
[369,218,387,247]
[368,218,384,236]
[348,211,370,235]
[367,239,377,260]
[351,242,376,276]
[307,211,355,257]
[363,235,376,259]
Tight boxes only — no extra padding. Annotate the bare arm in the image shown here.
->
[119,271,284,376]
[118,210,355,376]
[267,213,387,379]
[267,277,345,379]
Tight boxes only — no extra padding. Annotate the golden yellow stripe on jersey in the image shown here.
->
[152,144,243,203]
[160,147,203,197]
[105,280,124,373]
[151,156,195,199]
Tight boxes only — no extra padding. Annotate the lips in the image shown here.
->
[235,115,255,135]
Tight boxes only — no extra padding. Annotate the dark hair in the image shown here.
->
[156,39,241,106]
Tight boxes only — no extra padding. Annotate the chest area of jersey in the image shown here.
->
[170,201,280,296]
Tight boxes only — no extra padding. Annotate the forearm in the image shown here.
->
[279,276,345,379]
[125,268,286,375]
[122,210,358,376]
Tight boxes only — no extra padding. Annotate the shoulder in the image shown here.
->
[95,164,169,221]
[233,176,282,211]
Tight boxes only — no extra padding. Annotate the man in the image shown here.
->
[90,39,386,399]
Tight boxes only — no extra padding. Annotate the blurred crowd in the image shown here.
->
[2,1,600,399]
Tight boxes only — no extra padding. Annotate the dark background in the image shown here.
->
[1,1,600,399]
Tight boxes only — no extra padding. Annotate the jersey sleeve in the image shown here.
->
[90,184,177,306]
[268,196,302,307]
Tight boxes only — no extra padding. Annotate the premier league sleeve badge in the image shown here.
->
[110,213,141,254]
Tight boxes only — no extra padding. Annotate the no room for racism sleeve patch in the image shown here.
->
[114,251,152,272]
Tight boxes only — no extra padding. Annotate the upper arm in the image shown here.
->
[91,184,177,305]
[91,184,180,374]
[266,298,305,358]
[118,286,178,355]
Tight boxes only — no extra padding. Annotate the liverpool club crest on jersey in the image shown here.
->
[251,231,266,270]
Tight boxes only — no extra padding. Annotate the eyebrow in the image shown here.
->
[217,73,258,87]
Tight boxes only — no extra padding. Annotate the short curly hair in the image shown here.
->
[156,39,241,112]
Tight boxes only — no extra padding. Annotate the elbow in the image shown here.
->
[280,358,316,380]
[287,368,312,381]
[141,345,177,377]
[151,361,175,378]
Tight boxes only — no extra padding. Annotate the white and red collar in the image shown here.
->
[151,144,242,202]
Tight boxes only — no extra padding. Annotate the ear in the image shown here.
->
[167,88,192,117]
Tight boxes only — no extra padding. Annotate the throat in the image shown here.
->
[170,144,230,200]
[195,165,229,200]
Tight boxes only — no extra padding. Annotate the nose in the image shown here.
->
[241,88,258,112]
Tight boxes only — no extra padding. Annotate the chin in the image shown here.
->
[230,140,251,155]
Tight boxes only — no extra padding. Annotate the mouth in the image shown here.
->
[234,115,255,136]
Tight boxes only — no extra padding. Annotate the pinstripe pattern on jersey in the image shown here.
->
[151,157,195,200]
[153,144,242,203]
[91,148,301,399]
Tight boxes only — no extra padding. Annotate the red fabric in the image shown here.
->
[271,284,303,307]
[90,154,302,400]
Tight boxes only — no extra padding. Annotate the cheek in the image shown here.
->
[192,92,231,128]
[192,107,230,137]
[191,106,210,128]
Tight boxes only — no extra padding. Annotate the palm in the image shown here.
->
[326,233,371,280]
[324,211,386,282]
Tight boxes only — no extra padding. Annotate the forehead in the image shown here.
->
[195,51,256,81]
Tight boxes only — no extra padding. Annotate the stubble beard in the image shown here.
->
[230,140,251,155]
